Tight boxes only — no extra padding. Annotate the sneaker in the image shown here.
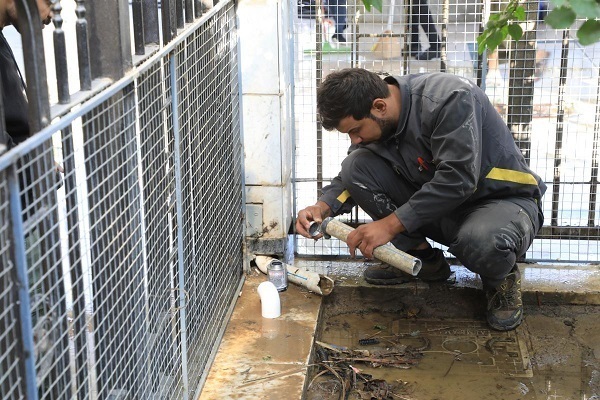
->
[332,33,346,43]
[485,265,523,331]
[363,248,451,285]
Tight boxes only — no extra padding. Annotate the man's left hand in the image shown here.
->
[346,213,404,259]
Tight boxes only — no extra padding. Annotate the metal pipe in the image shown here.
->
[321,218,422,276]
[255,256,334,296]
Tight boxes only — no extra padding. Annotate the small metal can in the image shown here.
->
[267,259,288,292]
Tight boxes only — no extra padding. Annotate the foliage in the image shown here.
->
[477,0,600,54]
[359,0,599,52]
[361,0,383,13]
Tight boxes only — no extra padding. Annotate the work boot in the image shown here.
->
[363,248,451,285]
[485,265,523,331]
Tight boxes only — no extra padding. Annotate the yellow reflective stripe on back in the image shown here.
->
[337,190,351,203]
[486,167,538,185]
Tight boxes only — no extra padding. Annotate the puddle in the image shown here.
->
[305,285,600,399]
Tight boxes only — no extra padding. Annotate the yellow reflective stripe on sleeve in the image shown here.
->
[336,190,351,203]
[486,167,538,185]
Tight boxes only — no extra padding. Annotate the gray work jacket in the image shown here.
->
[319,72,547,233]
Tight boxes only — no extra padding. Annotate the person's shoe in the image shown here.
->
[363,248,451,285]
[416,47,440,61]
[485,265,523,331]
[332,33,346,43]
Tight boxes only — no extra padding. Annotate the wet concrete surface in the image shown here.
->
[308,283,600,399]
[199,271,323,399]
[201,261,600,399]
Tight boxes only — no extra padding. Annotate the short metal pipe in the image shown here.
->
[255,256,334,296]
[321,218,422,276]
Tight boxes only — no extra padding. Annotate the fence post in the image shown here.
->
[14,1,72,397]
[170,53,190,400]
[86,0,133,79]
[7,166,38,400]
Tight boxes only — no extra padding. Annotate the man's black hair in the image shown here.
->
[316,68,390,131]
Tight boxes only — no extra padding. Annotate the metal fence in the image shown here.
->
[293,0,600,263]
[0,0,245,399]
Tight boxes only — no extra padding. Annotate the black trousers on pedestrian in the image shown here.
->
[339,148,543,288]
[410,0,440,51]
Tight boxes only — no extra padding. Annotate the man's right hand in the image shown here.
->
[295,201,331,239]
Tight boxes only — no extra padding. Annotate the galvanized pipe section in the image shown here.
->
[321,217,422,275]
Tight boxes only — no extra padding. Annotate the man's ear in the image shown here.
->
[371,98,387,117]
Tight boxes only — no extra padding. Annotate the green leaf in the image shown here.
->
[487,30,506,52]
[507,23,523,41]
[513,6,526,20]
[369,0,383,12]
[362,0,372,11]
[577,19,600,45]
[545,6,577,28]
[551,0,568,7]
[570,0,600,18]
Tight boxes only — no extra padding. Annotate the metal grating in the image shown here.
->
[293,0,600,263]
[0,175,25,399]
[0,1,244,398]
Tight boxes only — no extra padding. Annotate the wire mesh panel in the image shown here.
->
[138,59,185,399]
[293,0,600,263]
[0,0,244,398]
[0,174,25,399]
[175,2,244,396]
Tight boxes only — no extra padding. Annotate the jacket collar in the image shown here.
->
[384,75,411,143]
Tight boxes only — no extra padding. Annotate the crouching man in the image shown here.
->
[296,68,545,331]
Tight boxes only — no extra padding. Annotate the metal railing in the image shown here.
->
[0,0,245,398]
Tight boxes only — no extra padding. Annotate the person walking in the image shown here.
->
[410,0,440,60]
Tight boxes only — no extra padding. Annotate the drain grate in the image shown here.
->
[390,319,533,378]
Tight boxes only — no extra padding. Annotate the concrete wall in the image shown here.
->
[239,0,294,255]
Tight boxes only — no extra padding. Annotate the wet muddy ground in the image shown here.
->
[306,283,600,399]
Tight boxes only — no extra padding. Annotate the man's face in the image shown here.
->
[336,114,395,145]
[5,0,53,29]
[37,0,53,26]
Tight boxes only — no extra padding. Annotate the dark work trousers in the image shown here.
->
[410,0,440,51]
[325,0,347,34]
[340,148,542,289]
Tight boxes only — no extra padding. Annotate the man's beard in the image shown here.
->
[369,113,396,141]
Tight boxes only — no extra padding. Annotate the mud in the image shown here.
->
[306,283,600,399]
